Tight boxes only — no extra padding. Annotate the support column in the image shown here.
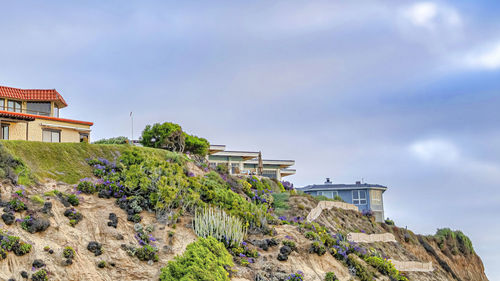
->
[25,122,29,140]
[0,120,3,140]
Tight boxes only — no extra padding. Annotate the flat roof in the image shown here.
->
[0,110,93,126]
[300,183,387,192]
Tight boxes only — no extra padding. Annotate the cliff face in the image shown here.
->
[0,142,488,281]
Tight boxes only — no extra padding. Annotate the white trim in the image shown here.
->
[40,123,91,132]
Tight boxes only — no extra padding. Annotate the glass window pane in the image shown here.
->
[360,191,366,199]
[0,99,4,110]
[27,102,51,116]
[51,131,60,143]
[42,130,51,142]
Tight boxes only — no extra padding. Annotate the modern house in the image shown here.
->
[207,145,295,181]
[299,178,387,222]
[0,85,93,142]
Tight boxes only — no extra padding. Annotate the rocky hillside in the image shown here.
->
[0,141,488,281]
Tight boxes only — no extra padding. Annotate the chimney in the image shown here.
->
[325,178,332,184]
[355,181,361,185]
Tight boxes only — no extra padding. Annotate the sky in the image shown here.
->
[1,0,499,279]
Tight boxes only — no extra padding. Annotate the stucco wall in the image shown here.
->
[2,118,91,143]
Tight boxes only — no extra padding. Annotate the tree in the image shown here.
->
[140,122,209,156]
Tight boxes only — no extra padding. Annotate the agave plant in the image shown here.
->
[194,207,247,248]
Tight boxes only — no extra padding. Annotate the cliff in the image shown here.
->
[0,141,488,281]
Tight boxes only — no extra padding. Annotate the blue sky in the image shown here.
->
[1,1,499,279]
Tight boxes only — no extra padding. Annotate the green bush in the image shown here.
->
[365,256,405,280]
[94,136,129,145]
[384,218,395,225]
[63,246,75,259]
[32,269,48,281]
[310,241,327,256]
[282,240,297,251]
[347,254,373,281]
[135,244,159,262]
[435,228,474,255]
[77,180,96,194]
[159,237,233,281]
[30,195,45,205]
[67,194,79,206]
[325,272,338,281]
[194,207,247,248]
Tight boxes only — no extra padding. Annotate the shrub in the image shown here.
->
[333,195,344,202]
[159,237,233,281]
[385,218,395,225]
[67,194,79,206]
[286,271,304,281]
[94,136,129,145]
[365,256,408,281]
[98,260,107,268]
[31,195,45,205]
[310,241,326,256]
[216,164,229,174]
[305,231,319,241]
[32,269,48,281]
[325,272,338,281]
[347,254,373,281]
[194,207,247,248]
[63,246,75,259]
[435,228,474,255]
[77,180,96,194]
[282,240,297,251]
[135,244,159,262]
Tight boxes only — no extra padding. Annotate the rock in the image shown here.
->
[32,259,45,268]
[8,278,15,281]
[1,212,15,225]
[48,249,54,254]
[114,233,124,240]
[21,271,28,278]
[62,259,73,266]
[41,202,52,214]
[277,246,292,261]
[87,241,103,256]
[108,213,118,228]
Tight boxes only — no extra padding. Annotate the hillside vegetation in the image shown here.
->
[0,140,488,281]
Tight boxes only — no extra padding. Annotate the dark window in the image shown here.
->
[42,129,60,143]
[26,102,51,116]
[262,170,277,179]
[1,125,9,140]
[79,133,89,143]
[0,99,4,110]
[7,100,22,112]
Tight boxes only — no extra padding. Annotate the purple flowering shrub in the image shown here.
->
[0,229,32,258]
[230,241,259,266]
[286,271,304,281]
[9,188,28,212]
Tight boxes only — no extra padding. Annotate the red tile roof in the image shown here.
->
[0,110,93,126]
[0,85,68,108]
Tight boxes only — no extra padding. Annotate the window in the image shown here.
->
[7,100,22,112]
[352,190,367,205]
[209,162,217,169]
[371,190,382,204]
[79,133,89,143]
[317,191,338,199]
[262,170,277,179]
[1,125,9,140]
[231,163,240,174]
[42,129,60,143]
[0,99,4,110]
[26,102,51,116]
[53,106,59,117]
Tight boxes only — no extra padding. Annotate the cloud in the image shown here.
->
[402,2,462,30]
[464,42,500,70]
[410,138,460,163]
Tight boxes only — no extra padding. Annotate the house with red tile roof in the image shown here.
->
[0,85,93,142]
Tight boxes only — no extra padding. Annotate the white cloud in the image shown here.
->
[410,138,460,163]
[402,2,462,30]
[464,42,500,70]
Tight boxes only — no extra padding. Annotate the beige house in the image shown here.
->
[207,145,295,181]
[0,85,93,142]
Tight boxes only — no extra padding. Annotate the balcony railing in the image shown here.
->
[1,106,51,117]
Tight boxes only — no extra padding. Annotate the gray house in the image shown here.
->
[299,178,387,222]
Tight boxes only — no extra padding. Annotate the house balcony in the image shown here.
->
[280,168,296,177]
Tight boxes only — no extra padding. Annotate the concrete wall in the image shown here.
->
[2,118,91,143]
[347,232,397,243]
